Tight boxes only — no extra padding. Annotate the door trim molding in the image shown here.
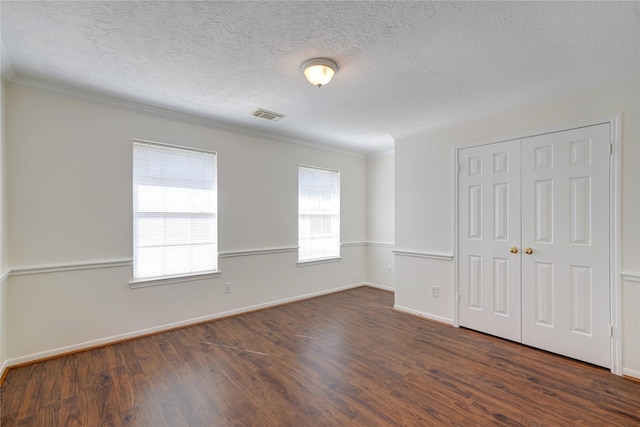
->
[453,114,622,375]
[609,114,622,375]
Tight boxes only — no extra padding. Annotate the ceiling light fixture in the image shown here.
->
[302,58,338,88]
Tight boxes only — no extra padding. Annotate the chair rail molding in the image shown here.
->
[366,242,395,248]
[9,259,133,277]
[621,272,640,283]
[392,250,453,261]
[219,246,298,258]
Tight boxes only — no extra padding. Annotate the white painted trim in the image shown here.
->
[3,282,367,368]
[452,143,460,328]
[296,257,342,267]
[6,245,326,277]
[621,273,640,283]
[366,242,395,248]
[0,361,8,382]
[393,305,453,325]
[6,76,367,158]
[129,271,221,289]
[452,115,623,376]
[622,368,640,380]
[134,138,217,155]
[392,250,454,261]
[609,114,622,376]
[364,282,395,292]
[9,259,133,276]
[4,243,354,277]
[219,247,298,258]
[299,163,340,174]
[341,242,367,248]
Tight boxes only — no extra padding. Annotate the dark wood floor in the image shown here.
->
[2,286,639,426]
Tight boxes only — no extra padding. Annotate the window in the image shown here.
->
[133,140,217,281]
[298,166,340,262]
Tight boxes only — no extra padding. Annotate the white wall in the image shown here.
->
[5,86,367,363]
[395,77,640,376]
[365,152,395,290]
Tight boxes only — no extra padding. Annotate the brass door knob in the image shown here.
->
[524,247,533,255]
[510,247,518,254]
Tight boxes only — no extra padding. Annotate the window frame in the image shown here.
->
[297,164,341,264]
[130,139,219,287]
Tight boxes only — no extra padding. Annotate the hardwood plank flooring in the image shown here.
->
[1,287,639,426]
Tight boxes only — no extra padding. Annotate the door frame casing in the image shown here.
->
[452,114,622,375]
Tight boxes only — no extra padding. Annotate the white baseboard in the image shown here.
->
[364,282,395,292]
[393,304,453,325]
[622,368,640,380]
[0,360,7,379]
[4,282,367,368]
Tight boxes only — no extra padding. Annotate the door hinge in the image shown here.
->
[609,144,613,156]
[457,294,461,303]
[610,325,614,337]
[456,164,461,174]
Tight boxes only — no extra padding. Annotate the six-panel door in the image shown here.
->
[458,140,522,342]
[458,123,611,368]
[521,124,610,368]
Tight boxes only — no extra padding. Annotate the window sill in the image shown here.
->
[296,256,342,267]
[129,270,221,289]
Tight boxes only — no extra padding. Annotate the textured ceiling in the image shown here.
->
[1,1,638,154]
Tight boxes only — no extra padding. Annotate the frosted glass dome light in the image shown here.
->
[302,58,338,88]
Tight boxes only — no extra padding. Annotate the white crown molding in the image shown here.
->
[392,70,639,141]
[5,74,367,159]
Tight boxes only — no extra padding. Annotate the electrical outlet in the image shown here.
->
[387,266,393,274]
[224,282,232,294]
[431,285,438,297]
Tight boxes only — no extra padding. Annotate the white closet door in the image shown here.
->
[521,123,611,368]
[458,140,522,342]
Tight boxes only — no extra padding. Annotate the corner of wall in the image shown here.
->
[365,152,396,289]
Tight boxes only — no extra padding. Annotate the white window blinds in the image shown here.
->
[298,166,340,261]
[133,141,218,280]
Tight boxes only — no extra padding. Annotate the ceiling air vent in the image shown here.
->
[252,108,286,121]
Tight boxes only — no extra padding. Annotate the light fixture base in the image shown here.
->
[301,58,338,88]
